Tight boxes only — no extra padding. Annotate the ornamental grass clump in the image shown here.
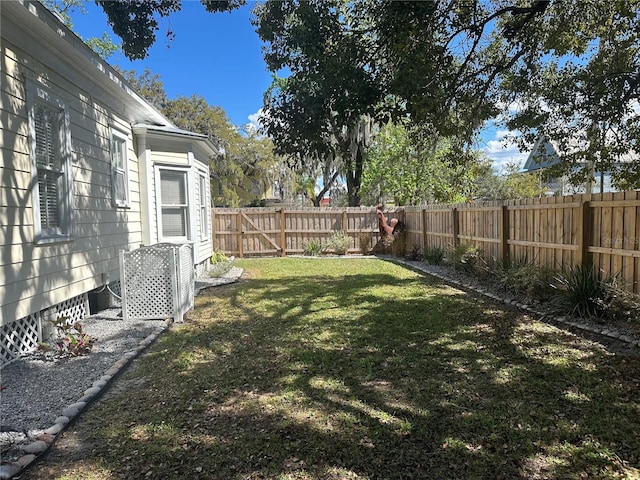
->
[493,256,555,301]
[209,249,233,278]
[424,246,445,265]
[550,264,608,318]
[446,243,487,276]
[303,239,325,256]
[594,274,640,321]
[327,230,351,255]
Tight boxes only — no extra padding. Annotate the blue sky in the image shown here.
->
[71,1,271,129]
[69,1,528,171]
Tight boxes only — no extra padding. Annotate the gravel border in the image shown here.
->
[0,267,243,479]
[386,256,640,347]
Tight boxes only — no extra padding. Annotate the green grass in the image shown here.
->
[25,258,640,480]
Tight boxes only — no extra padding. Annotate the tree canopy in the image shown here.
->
[498,1,640,190]
[60,0,639,204]
[362,121,485,205]
[254,1,392,205]
[44,0,119,59]
[254,0,640,201]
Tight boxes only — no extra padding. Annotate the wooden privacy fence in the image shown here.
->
[212,191,640,293]
[212,207,399,257]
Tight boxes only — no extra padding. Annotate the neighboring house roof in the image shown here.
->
[523,136,562,172]
[524,134,638,173]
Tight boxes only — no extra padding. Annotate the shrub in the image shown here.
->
[595,275,640,322]
[493,256,555,301]
[406,244,423,261]
[550,264,608,318]
[303,239,325,256]
[424,246,445,265]
[327,231,351,255]
[358,233,371,255]
[446,244,487,275]
[38,317,95,357]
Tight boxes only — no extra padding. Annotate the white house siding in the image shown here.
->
[194,161,213,267]
[0,38,142,326]
[150,149,190,166]
[133,127,214,270]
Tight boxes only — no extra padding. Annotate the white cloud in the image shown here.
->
[247,108,264,133]
[481,129,530,173]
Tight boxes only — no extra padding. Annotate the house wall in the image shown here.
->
[0,38,142,325]
[194,160,212,266]
[137,134,212,267]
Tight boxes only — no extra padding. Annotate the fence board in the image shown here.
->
[212,191,640,293]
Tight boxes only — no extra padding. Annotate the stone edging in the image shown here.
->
[391,258,640,349]
[0,320,172,480]
[1,267,245,480]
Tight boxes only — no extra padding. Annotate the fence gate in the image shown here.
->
[119,243,194,322]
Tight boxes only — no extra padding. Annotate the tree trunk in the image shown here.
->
[345,141,365,206]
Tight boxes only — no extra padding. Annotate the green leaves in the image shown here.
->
[362,122,481,205]
[256,0,640,195]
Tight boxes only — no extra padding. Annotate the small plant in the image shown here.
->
[424,246,445,265]
[446,244,487,275]
[211,249,228,264]
[358,233,371,255]
[209,248,234,277]
[407,244,423,261]
[327,230,351,255]
[550,264,608,318]
[493,256,556,301]
[209,261,233,278]
[303,239,325,256]
[594,274,640,321]
[38,317,96,357]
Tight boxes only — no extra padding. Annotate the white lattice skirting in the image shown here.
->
[0,292,89,367]
[0,314,39,365]
[120,243,194,322]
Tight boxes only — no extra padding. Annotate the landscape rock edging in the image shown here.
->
[0,320,171,480]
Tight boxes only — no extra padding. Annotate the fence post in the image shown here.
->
[211,209,216,250]
[452,207,459,247]
[422,209,427,253]
[499,205,509,264]
[576,199,591,266]
[237,211,243,258]
[280,208,286,257]
[342,209,348,233]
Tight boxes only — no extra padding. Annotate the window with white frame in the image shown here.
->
[27,81,73,242]
[199,173,209,240]
[158,168,189,240]
[111,129,129,207]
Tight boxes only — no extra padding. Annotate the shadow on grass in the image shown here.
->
[24,259,640,480]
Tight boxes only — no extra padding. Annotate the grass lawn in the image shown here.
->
[25,258,640,480]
